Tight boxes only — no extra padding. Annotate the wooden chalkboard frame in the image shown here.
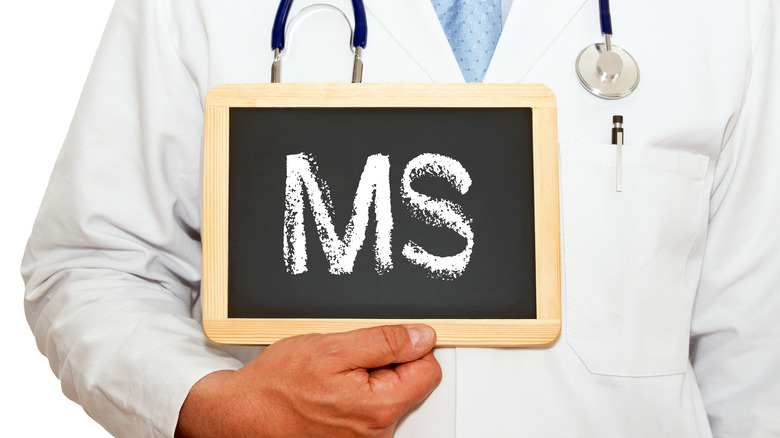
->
[203,83,560,346]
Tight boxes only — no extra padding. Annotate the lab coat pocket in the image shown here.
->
[560,143,709,377]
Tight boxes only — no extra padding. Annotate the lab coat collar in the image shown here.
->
[364,0,465,83]
[485,0,588,83]
[366,0,587,84]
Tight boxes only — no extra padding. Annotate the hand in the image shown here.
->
[176,325,441,437]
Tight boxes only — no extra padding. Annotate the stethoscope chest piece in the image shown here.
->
[577,0,640,99]
[576,42,639,100]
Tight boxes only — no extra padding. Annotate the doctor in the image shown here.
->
[22,0,780,437]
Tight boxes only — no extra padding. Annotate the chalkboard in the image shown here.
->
[203,83,560,346]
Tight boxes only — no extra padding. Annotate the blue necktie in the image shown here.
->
[431,0,503,83]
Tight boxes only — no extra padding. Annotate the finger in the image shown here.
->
[369,352,442,406]
[376,424,398,438]
[325,325,436,370]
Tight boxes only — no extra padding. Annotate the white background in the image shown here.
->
[1,1,114,436]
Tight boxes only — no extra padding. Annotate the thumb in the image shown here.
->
[328,325,436,370]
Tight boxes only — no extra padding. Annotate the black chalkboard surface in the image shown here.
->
[203,83,561,346]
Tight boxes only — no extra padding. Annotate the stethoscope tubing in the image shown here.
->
[272,0,368,51]
[599,0,612,35]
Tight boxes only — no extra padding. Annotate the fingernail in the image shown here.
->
[407,325,434,348]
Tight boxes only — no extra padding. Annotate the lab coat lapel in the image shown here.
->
[484,0,588,83]
[365,0,465,83]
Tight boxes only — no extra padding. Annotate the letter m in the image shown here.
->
[283,153,393,275]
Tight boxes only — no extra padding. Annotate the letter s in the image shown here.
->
[400,153,474,280]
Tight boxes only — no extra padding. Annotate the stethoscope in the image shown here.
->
[271,0,367,83]
[576,0,640,99]
[271,0,639,99]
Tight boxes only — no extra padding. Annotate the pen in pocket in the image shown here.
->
[612,115,624,192]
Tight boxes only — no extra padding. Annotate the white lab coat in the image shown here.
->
[22,0,780,436]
